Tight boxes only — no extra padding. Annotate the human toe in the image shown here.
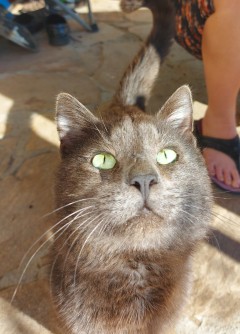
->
[231,169,240,188]
[223,170,233,186]
[215,167,225,183]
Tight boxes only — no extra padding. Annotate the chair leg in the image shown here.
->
[85,0,98,31]
[46,0,98,32]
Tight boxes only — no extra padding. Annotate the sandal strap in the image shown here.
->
[194,119,240,171]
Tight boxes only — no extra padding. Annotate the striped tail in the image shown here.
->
[115,0,175,111]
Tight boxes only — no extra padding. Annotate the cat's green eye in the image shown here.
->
[157,149,177,165]
[92,153,116,170]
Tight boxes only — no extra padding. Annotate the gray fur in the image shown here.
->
[52,1,212,333]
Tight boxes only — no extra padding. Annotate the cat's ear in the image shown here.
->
[56,93,99,148]
[157,85,193,134]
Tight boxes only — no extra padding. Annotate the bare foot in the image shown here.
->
[202,148,240,188]
[201,116,240,189]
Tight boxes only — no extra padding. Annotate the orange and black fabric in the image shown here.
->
[174,0,215,59]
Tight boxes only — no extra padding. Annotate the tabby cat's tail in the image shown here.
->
[115,0,175,111]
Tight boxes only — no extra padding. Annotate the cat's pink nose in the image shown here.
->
[130,174,158,200]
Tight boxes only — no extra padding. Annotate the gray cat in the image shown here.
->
[51,0,212,333]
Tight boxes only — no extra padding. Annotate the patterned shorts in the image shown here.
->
[174,0,215,59]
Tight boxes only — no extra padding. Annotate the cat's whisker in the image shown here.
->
[12,207,95,304]
[97,217,111,238]
[49,211,99,276]
[178,210,222,255]
[58,213,105,293]
[89,121,109,143]
[181,208,227,273]
[178,208,197,226]
[17,205,95,278]
[43,198,98,218]
[169,191,231,200]
[98,112,109,134]
[50,211,106,300]
[183,203,240,231]
[75,214,105,254]
[183,214,201,228]
[180,204,239,272]
[211,210,240,229]
[65,216,111,299]
[63,112,107,143]
[211,188,238,196]
[73,217,105,305]
[208,229,222,252]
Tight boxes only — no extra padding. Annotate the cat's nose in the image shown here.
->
[130,174,158,200]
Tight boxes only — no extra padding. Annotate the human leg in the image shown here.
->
[201,0,240,189]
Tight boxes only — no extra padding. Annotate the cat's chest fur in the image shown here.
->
[67,246,189,334]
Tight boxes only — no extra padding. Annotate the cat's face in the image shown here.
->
[55,86,212,254]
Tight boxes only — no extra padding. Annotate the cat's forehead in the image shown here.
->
[109,114,160,154]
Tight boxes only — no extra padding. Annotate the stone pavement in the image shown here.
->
[0,1,240,333]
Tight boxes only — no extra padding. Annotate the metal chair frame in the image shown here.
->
[45,0,98,32]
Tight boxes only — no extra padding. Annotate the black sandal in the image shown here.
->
[194,119,240,194]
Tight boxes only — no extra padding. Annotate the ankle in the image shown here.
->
[202,111,237,139]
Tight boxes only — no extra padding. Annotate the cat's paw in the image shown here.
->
[120,0,144,13]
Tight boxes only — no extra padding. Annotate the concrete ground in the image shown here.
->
[0,1,240,333]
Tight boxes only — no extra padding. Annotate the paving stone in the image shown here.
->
[124,8,152,23]
[1,281,59,333]
[0,153,58,278]
[0,28,79,74]
[92,37,141,94]
[90,10,125,23]
[0,71,100,111]
[0,297,53,334]
[128,23,152,40]
[70,22,125,48]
